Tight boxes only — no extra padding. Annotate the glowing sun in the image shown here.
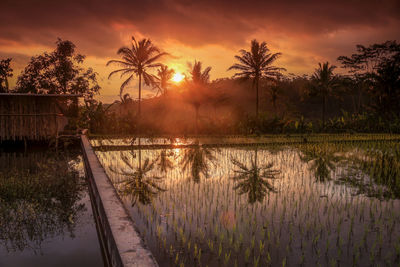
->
[172,72,184,83]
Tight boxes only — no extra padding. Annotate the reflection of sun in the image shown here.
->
[173,148,181,158]
[172,138,183,158]
[173,138,183,146]
[172,73,184,83]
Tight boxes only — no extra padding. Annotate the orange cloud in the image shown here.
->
[1,0,399,102]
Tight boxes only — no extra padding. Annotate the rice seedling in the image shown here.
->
[94,136,400,266]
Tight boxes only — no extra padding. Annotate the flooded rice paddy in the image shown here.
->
[0,147,103,267]
[94,137,400,267]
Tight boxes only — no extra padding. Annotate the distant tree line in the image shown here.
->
[1,38,399,134]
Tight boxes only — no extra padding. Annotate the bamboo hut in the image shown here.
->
[0,93,81,142]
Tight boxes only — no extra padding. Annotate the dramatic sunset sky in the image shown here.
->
[1,0,399,102]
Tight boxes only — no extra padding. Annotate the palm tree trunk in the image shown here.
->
[5,78,9,93]
[195,105,199,135]
[352,95,357,113]
[256,77,259,117]
[138,74,142,116]
[138,139,142,174]
[357,87,362,114]
[322,94,326,128]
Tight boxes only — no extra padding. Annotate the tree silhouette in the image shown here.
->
[83,99,115,134]
[185,60,212,133]
[265,75,283,117]
[230,149,280,204]
[154,64,175,97]
[0,58,13,93]
[338,41,400,118]
[113,93,133,117]
[111,148,165,206]
[16,39,100,98]
[107,36,168,116]
[228,39,285,117]
[310,62,339,127]
[369,56,400,118]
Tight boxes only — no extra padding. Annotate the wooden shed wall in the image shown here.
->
[0,95,77,141]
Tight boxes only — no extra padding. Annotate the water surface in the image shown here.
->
[0,147,103,267]
[95,139,400,266]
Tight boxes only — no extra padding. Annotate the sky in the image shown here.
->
[1,0,399,102]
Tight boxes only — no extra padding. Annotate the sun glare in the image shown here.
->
[172,72,184,83]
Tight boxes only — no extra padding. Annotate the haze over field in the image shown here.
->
[1,0,399,102]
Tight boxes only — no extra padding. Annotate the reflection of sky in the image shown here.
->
[96,146,400,214]
[0,193,102,267]
[90,135,400,147]
[95,144,400,266]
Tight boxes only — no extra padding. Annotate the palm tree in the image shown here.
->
[113,93,133,115]
[310,62,339,127]
[107,36,168,116]
[154,65,175,97]
[228,40,285,117]
[186,60,212,133]
[230,149,280,204]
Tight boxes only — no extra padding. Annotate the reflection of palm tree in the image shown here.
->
[111,148,165,206]
[231,149,280,204]
[180,144,217,183]
[299,145,340,182]
[157,150,174,173]
[107,36,168,115]
[338,148,400,199]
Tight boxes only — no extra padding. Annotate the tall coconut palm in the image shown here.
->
[310,62,339,127]
[107,36,168,116]
[186,60,212,133]
[228,40,285,117]
[154,65,175,97]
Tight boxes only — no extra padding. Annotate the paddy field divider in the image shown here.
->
[81,134,158,267]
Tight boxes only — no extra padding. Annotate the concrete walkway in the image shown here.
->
[81,135,158,267]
